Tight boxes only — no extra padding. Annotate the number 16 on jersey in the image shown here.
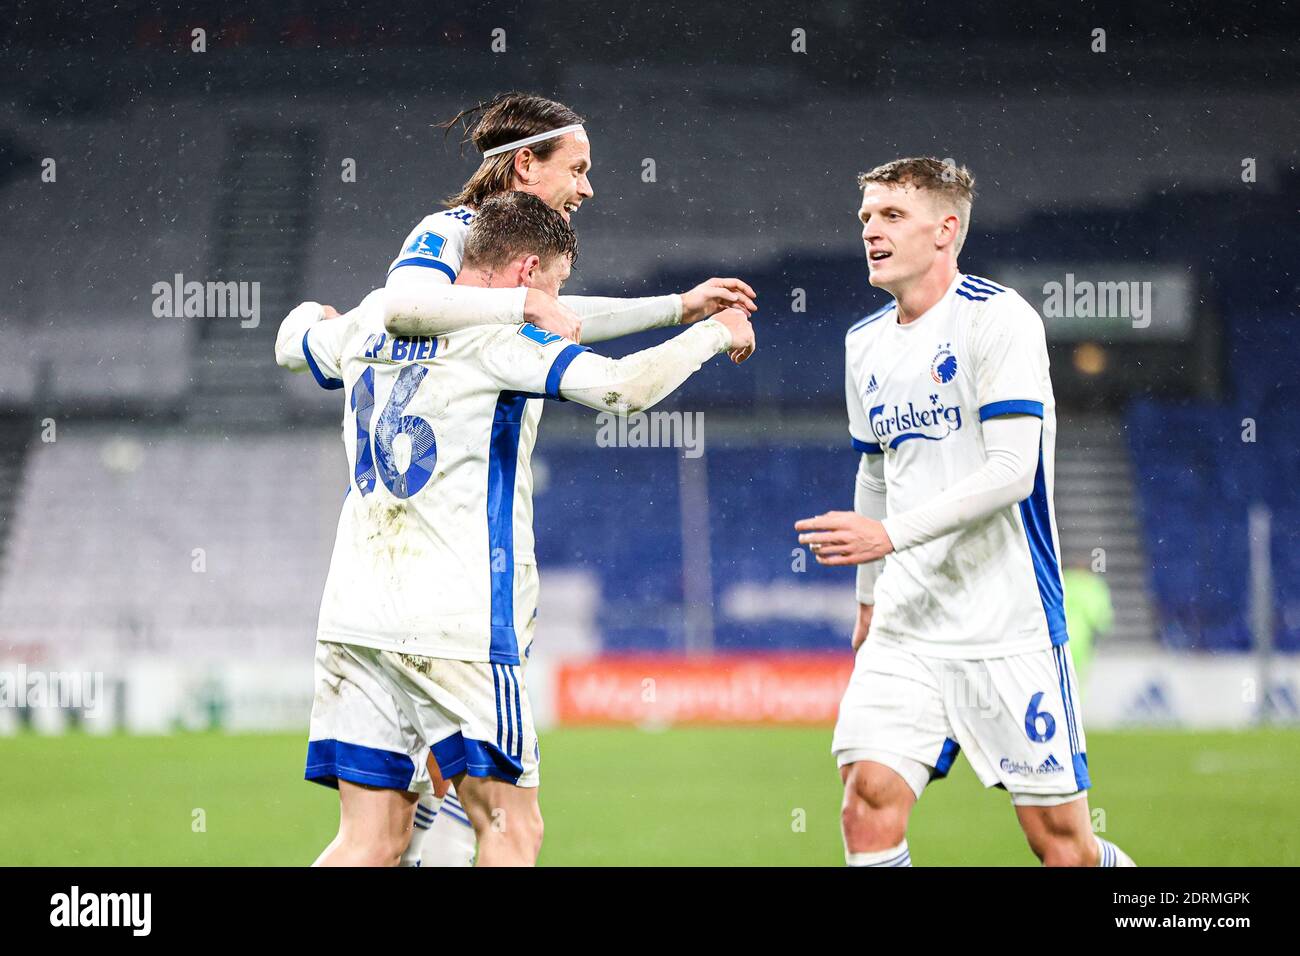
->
[350,365,438,500]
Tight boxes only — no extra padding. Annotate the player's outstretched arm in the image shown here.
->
[557,308,755,413]
[383,274,756,346]
[562,277,757,344]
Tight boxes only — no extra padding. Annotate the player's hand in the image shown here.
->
[680,278,757,324]
[524,288,583,343]
[321,305,341,319]
[710,308,755,363]
[851,603,874,652]
[794,511,895,565]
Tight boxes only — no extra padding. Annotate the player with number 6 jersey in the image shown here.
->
[795,158,1134,869]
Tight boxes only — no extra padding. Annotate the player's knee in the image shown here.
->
[1036,832,1098,867]
[517,804,543,856]
[846,762,910,813]
[840,801,906,849]
[841,769,907,848]
[530,811,545,858]
[488,804,542,864]
[378,827,414,866]
[487,801,542,847]
[339,830,407,867]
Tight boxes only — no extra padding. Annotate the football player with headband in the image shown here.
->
[382,91,757,362]
[355,92,756,865]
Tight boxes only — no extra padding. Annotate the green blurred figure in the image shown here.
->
[1063,558,1113,687]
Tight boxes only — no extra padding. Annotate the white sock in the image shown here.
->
[400,794,443,867]
[846,839,911,867]
[420,790,477,867]
[1095,837,1134,867]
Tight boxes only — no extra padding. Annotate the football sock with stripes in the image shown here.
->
[400,794,443,867]
[1095,837,1134,867]
[420,791,477,867]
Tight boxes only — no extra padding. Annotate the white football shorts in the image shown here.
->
[832,637,1089,803]
[305,567,541,792]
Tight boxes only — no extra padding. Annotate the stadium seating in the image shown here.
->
[1126,309,1300,651]
[0,425,342,661]
[5,81,1291,411]
[1,76,1295,660]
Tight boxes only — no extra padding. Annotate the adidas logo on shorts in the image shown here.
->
[1036,754,1065,775]
[1001,754,1067,776]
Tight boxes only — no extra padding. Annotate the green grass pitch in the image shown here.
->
[1,727,1296,865]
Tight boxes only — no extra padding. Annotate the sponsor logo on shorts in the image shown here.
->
[1000,754,1066,776]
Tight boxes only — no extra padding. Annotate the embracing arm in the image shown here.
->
[382,271,530,337]
[559,293,681,343]
[557,319,734,412]
[562,277,756,344]
[274,301,327,372]
[383,275,755,344]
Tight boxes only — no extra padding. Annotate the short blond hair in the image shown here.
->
[858,157,976,255]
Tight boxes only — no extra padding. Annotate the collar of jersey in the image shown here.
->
[890,272,963,331]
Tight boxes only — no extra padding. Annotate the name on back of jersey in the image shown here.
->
[360,332,439,362]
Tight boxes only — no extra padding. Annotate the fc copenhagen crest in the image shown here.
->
[931,343,958,384]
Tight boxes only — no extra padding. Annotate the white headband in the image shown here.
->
[481,124,585,158]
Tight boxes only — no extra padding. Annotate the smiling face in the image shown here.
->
[514,131,593,223]
[858,182,961,293]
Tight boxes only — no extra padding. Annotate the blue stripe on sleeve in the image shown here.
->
[545,343,591,400]
[979,399,1043,421]
[851,437,883,455]
[388,257,457,282]
[302,328,343,390]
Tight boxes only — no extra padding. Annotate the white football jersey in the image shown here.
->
[845,273,1066,659]
[300,291,588,665]
[388,206,475,283]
